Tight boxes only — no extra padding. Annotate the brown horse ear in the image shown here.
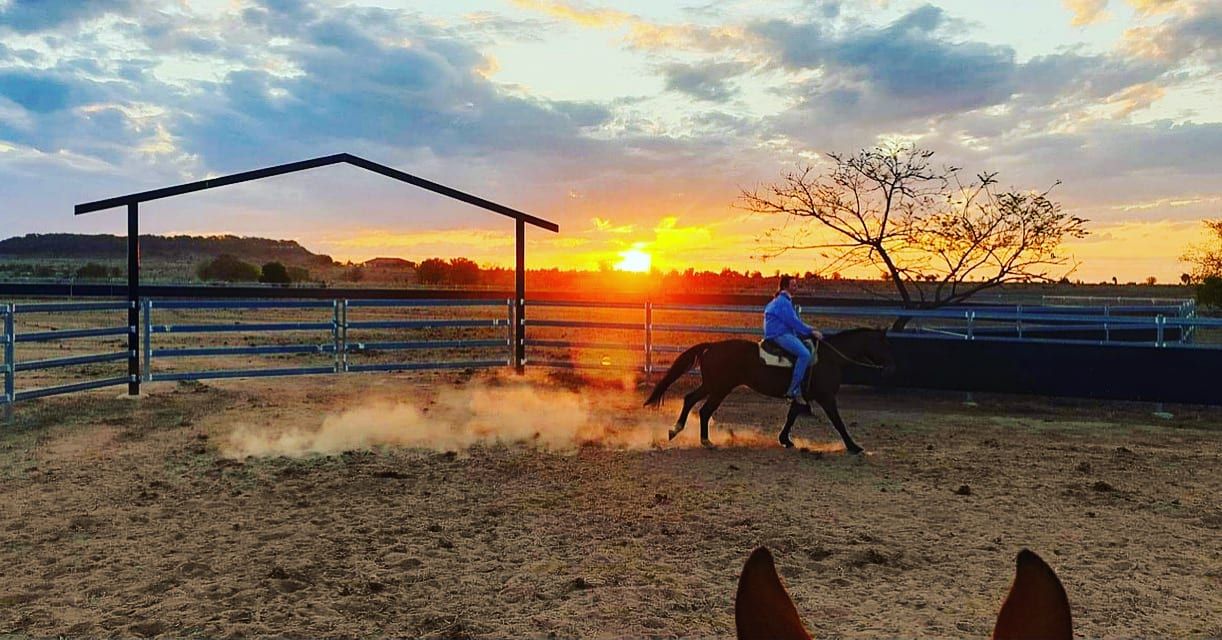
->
[992,549,1073,640]
[735,547,813,640]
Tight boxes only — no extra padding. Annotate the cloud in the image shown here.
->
[1065,0,1110,25]
[1106,81,1167,117]
[750,6,1022,125]
[661,61,750,102]
[1123,1,1222,63]
[509,0,632,28]
[168,5,616,172]
[1127,0,1181,15]
[0,0,134,34]
[0,71,75,113]
[511,0,745,52]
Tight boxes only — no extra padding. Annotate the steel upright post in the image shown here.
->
[644,302,653,379]
[127,202,140,395]
[515,218,526,374]
[142,299,153,381]
[3,304,13,423]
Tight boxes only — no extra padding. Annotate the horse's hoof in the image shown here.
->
[668,425,684,440]
[779,435,794,448]
[846,445,865,455]
[700,438,717,449]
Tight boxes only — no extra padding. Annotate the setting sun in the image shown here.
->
[614,248,652,273]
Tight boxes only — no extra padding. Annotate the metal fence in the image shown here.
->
[4,297,1222,416]
[520,300,1221,375]
[3,301,137,419]
[141,298,513,381]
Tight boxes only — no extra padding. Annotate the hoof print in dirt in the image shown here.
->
[566,577,594,592]
[846,548,903,568]
[1091,480,1117,492]
[954,484,972,496]
[127,621,168,638]
[273,579,308,593]
[177,561,212,578]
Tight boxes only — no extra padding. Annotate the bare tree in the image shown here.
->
[1180,219,1222,282]
[1181,219,1222,308]
[741,144,1089,328]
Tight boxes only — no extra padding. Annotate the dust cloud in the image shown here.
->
[222,376,834,458]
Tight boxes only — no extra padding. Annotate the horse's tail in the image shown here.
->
[644,342,712,407]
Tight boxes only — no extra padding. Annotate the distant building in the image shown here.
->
[362,257,417,284]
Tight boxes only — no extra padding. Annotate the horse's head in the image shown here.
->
[735,546,1073,640]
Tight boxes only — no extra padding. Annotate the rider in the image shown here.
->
[764,275,823,404]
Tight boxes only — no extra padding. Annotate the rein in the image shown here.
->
[818,338,887,370]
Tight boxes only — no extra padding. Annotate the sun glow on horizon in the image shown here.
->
[614,247,652,273]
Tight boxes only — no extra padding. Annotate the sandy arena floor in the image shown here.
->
[1,371,1219,638]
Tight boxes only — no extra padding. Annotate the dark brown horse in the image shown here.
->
[644,328,895,453]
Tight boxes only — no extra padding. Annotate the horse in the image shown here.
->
[644,328,895,454]
[735,546,1073,640]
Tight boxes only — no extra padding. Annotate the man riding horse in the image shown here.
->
[763,275,821,406]
[645,275,896,453]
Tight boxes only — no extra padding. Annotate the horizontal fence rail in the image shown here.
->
[3,295,1220,415]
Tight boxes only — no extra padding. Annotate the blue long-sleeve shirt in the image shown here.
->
[763,291,815,340]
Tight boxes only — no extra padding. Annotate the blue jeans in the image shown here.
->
[773,333,812,398]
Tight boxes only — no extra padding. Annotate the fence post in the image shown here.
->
[1156,314,1165,347]
[1103,305,1110,342]
[966,311,975,340]
[340,299,349,373]
[644,301,653,380]
[515,218,526,374]
[1016,304,1023,340]
[332,299,341,374]
[505,298,514,368]
[3,304,13,423]
[142,299,153,382]
[127,202,140,395]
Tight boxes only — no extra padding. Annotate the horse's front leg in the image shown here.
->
[778,401,811,448]
[814,395,863,455]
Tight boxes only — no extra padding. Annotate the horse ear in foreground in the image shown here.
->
[734,547,1072,640]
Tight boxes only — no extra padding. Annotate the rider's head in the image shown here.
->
[778,274,795,296]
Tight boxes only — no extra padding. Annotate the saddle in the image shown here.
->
[758,338,818,369]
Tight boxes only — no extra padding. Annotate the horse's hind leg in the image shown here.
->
[698,390,730,448]
[669,385,709,440]
[815,394,863,455]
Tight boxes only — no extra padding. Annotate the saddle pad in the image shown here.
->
[758,340,818,368]
[759,347,793,368]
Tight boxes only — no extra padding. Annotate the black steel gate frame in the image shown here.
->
[73,153,560,392]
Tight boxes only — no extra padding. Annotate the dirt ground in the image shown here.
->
[1,372,1219,639]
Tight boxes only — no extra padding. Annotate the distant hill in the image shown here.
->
[0,234,336,268]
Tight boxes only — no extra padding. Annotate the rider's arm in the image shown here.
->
[783,299,816,337]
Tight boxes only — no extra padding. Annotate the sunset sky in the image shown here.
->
[0,0,1218,282]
